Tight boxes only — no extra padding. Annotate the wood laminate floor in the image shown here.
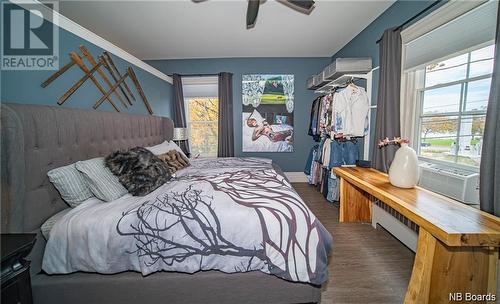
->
[292,183,415,304]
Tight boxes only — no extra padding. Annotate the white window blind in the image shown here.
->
[182,76,218,98]
[404,0,497,71]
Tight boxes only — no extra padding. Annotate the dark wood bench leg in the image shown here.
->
[404,228,499,304]
[339,177,372,223]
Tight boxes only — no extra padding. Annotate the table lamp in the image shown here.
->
[173,127,188,146]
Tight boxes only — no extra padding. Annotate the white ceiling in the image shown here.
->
[59,0,395,60]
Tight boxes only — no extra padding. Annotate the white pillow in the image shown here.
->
[145,140,171,155]
[146,140,188,159]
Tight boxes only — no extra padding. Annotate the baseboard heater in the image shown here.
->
[372,200,418,252]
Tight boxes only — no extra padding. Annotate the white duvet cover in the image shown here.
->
[43,157,332,284]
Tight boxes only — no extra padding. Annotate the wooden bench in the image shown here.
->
[333,167,500,304]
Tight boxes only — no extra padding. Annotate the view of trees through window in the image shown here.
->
[187,97,218,157]
[418,44,494,167]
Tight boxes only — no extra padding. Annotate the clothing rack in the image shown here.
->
[314,67,379,159]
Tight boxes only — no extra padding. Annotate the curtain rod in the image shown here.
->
[376,0,442,44]
[168,73,220,77]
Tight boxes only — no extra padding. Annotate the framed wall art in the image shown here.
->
[242,74,294,152]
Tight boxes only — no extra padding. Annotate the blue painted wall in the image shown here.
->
[1,4,173,117]
[147,58,331,171]
[331,0,443,158]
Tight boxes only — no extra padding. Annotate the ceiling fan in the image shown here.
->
[247,0,315,28]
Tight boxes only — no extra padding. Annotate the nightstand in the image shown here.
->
[1,234,36,304]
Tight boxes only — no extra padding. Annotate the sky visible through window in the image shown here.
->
[423,45,494,112]
[419,44,494,167]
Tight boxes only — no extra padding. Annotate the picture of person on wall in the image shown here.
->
[246,117,293,143]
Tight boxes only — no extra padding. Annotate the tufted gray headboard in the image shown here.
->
[1,103,174,234]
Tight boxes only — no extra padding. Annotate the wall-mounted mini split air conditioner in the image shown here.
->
[322,57,372,80]
[307,57,373,90]
[306,73,329,90]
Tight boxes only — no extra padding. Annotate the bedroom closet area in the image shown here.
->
[304,58,375,202]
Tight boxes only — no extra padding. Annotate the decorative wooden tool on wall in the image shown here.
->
[41,45,153,115]
[103,51,136,105]
[80,45,128,109]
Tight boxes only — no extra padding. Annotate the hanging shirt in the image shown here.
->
[311,161,321,185]
[331,89,347,136]
[308,97,322,141]
[331,85,370,137]
[308,97,318,136]
[326,93,334,127]
[319,94,332,135]
[347,86,370,137]
[307,149,318,184]
[327,172,340,202]
[322,138,331,168]
[315,137,326,163]
[304,145,319,175]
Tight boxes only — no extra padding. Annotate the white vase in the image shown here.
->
[388,143,419,188]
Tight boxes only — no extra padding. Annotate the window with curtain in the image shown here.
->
[182,76,219,157]
[417,44,494,167]
[401,0,497,169]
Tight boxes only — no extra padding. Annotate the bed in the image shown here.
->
[1,103,329,304]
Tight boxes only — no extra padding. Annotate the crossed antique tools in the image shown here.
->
[41,45,152,114]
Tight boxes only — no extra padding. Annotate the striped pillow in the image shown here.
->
[41,208,71,239]
[47,164,94,207]
[75,157,128,202]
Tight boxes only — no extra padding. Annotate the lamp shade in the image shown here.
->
[173,127,188,141]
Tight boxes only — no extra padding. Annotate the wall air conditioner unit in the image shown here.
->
[306,76,317,90]
[322,57,373,80]
[313,73,329,88]
[307,73,330,90]
[418,163,479,205]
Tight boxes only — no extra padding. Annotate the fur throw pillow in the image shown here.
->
[105,147,172,196]
[157,150,190,173]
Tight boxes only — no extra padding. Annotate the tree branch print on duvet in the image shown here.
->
[117,185,266,270]
[116,158,331,284]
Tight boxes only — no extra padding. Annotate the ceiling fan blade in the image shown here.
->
[285,0,315,11]
[246,0,260,29]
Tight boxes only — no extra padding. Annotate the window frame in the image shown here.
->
[414,48,492,171]
[184,96,219,158]
[399,0,497,174]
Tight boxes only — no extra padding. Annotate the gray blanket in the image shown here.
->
[43,158,332,285]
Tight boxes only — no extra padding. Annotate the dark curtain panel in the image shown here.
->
[480,7,500,216]
[372,27,402,172]
[172,74,190,154]
[217,72,234,157]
